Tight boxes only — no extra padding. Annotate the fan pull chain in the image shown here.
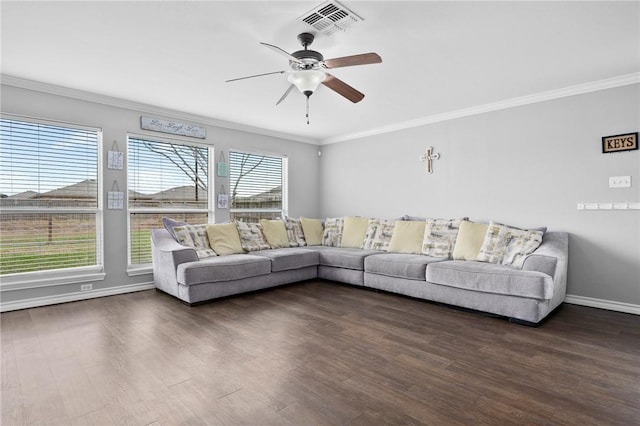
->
[306,96,310,125]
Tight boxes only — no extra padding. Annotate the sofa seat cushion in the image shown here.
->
[252,248,319,272]
[177,254,271,286]
[426,260,553,300]
[303,246,381,270]
[365,253,444,281]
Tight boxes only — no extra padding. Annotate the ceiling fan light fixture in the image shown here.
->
[287,70,326,97]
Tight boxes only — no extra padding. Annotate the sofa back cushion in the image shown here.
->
[206,223,244,255]
[300,217,323,246]
[387,221,426,254]
[341,216,370,248]
[260,219,290,249]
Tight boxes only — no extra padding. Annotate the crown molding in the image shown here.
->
[0,74,319,145]
[320,73,640,145]
[3,73,638,147]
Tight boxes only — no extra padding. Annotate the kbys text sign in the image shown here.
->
[602,132,638,154]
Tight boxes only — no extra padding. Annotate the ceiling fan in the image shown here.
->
[226,32,382,123]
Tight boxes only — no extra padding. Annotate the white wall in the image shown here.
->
[0,84,320,308]
[2,82,639,311]
[319,84,640,306]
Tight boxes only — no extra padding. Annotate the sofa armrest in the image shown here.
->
[522,255,557,277]
[523,231,569,308]
[152,228,198,264]
[151,228,198,295]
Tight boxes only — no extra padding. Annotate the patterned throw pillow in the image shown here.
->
[421,218,466,258]
[162,216,187,241]
[171,224,217,259]
[285,217,306,247]
[235,221,271,252]
[322,217,344,247]
[362,219,396,251]
[477,222,544,268]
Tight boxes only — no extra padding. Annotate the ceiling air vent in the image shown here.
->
[298,1,363,36]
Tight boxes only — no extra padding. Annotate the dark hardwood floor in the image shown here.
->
[2,280,639,425]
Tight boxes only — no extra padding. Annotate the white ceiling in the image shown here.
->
[1,1,639,144]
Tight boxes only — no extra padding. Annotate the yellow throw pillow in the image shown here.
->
[452,221,490,260]
[300,217,323,246]
[387,221,426,254]
[206,223,244,255]
[341,216,370,248]
[260,219,289,248]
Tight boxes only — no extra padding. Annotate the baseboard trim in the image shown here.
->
[2,284,637,316]
[0,282,155,312]
[564,294,640,315]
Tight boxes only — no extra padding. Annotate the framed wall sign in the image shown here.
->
[217,185,229,209]
[602,132,637,154]
[217,152,228,177]
[141,116,206,139]
[107,140,124,170]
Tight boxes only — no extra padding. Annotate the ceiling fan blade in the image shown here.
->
[322,73,365,103]
[276,84,295,105]
[260,42,303,64]
[323,53,382,69]
[225,70,285,83]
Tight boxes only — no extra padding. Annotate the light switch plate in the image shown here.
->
[609,176,631,188]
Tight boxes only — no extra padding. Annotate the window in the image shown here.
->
[127,135,212,267]
[0,116,102,277]
[229,150,287,222]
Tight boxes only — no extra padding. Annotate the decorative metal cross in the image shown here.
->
[419,147,440,174]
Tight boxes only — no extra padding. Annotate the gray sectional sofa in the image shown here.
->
[151,228,568,325]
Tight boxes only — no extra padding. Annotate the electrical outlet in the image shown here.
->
[609,176,631,188]
[80,284,93,291]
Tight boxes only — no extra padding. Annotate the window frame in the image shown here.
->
[0,114,105,290]
[126,132,214,274]
[228,149,289,221]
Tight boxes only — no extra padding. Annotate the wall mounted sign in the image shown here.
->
[217,185,229,209]
[107,181,124,209]
[217,151,228,177]
[602,132,637,154]
[141,116,206,139]
[107,140,124,170]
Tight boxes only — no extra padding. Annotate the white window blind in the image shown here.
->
[229,151,286,222]
[0,117,101,275]
[127,136,211,265]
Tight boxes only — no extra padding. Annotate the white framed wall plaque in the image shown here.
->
[141,116,206,139]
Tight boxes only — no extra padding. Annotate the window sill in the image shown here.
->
[1,267,106,292]
[127,265,153,277]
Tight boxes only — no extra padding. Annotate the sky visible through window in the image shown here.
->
[0,119,283,200]
[128,136,208,200]
[0,118,98,198]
